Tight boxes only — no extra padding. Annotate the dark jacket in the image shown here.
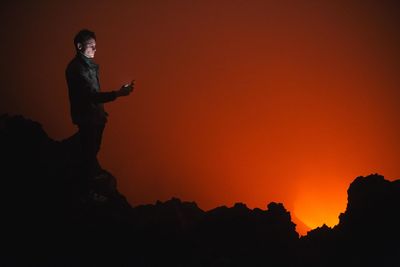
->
[66,53,117,125]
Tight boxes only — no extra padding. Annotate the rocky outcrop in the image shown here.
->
[299,174,400,267]
[1,114,399,266]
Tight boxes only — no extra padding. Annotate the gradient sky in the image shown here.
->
[1,0,400,233]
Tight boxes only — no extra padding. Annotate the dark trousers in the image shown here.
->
[77,123,106,194]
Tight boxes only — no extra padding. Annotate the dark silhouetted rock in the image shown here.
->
[299,174,400,267]
[1,114,399,266]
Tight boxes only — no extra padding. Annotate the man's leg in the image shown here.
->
[93,123,106,175]
[78,123,105,195]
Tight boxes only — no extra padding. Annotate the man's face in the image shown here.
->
[78,38,96,58]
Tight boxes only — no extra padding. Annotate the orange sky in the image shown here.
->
[1,0,400,233]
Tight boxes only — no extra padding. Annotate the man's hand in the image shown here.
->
[116,80,135,97]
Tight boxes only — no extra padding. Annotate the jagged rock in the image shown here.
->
[338,174,400,232]
[298,174,400,267]
[2,114,400,266]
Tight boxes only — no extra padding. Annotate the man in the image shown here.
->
[65,29,134,200]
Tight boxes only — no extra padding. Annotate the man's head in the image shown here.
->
[74,29,96,58]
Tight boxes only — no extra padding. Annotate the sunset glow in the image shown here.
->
[293,175,348,229]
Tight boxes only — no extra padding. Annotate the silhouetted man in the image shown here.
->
[66,29,135,199]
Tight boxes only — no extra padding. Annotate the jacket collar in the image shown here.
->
[76,52,99,70]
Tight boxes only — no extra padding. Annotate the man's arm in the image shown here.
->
[90,83,134,102]
[76,71,117,104]
[89,90,118,103]
[66,65,133,105]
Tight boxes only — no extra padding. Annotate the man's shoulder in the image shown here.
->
[66,56,87,74]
